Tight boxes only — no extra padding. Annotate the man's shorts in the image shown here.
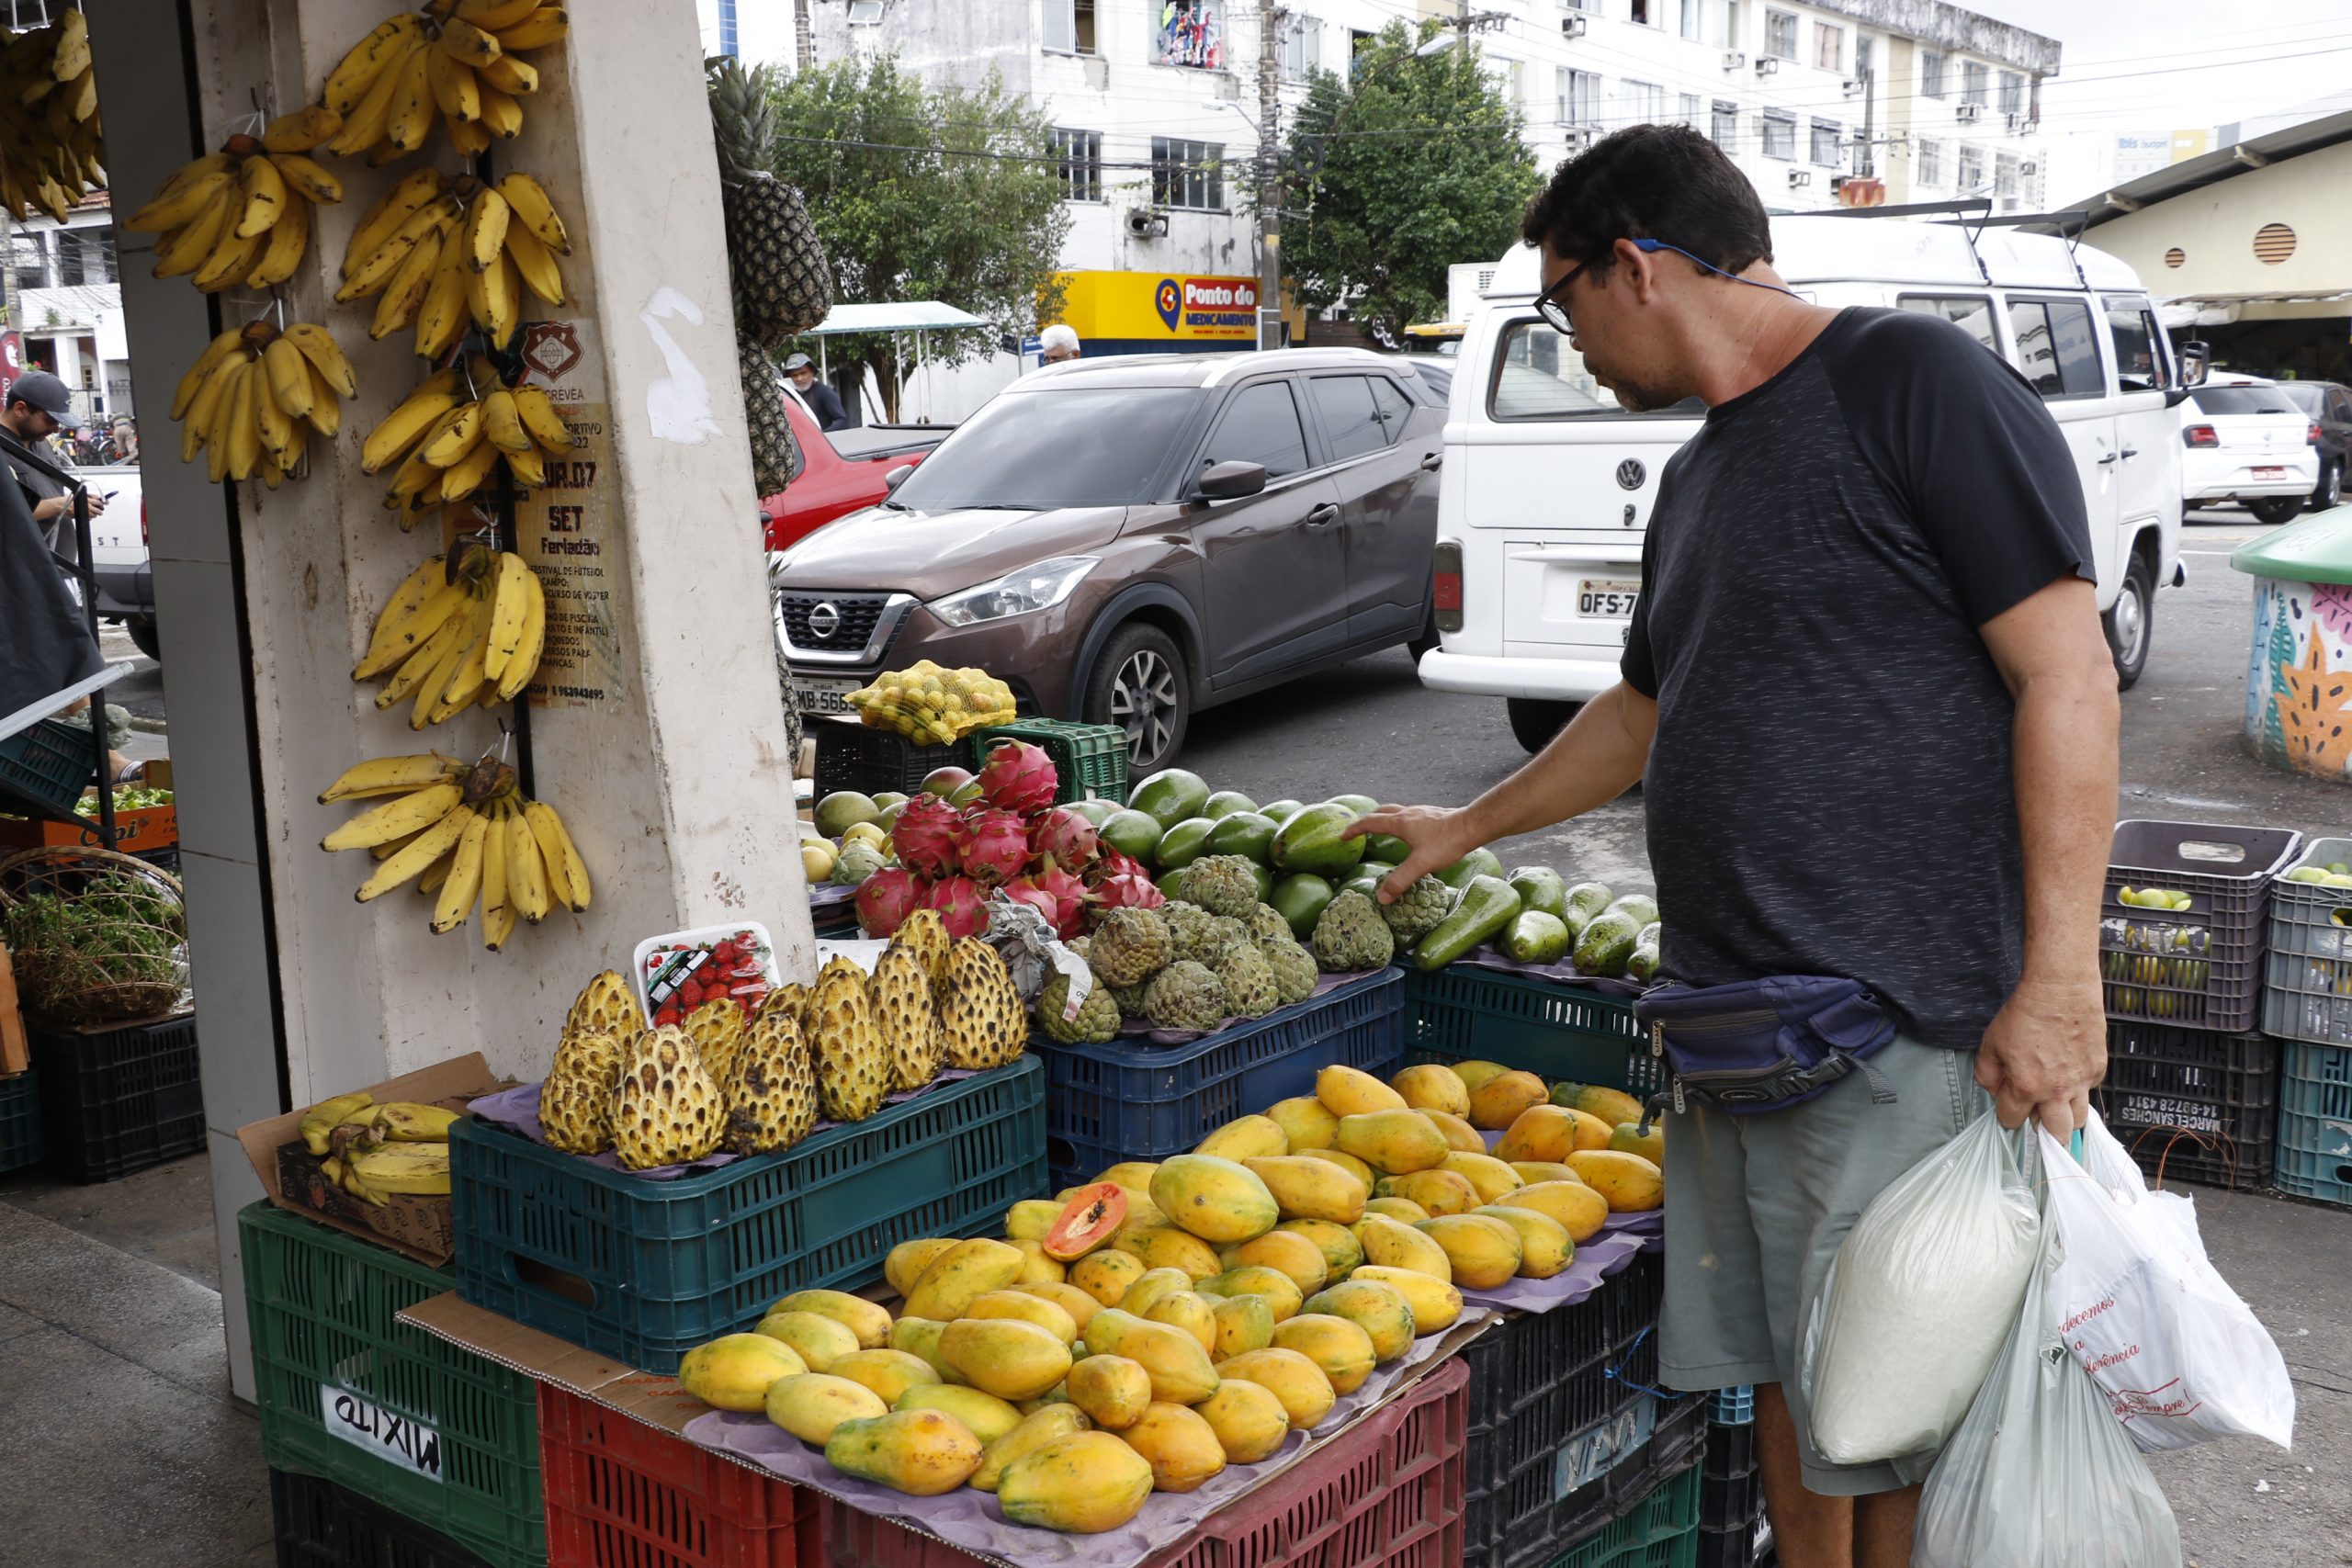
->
[1657,1036,1990,1496]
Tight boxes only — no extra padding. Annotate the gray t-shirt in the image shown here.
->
[1621,306,2093,1050]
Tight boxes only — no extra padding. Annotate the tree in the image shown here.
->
[763,57,1071,419]
[1278,23,1543,347]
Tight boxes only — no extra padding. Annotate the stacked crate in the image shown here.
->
[2262,836,2352,1204]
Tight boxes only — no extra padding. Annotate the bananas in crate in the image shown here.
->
[362,355,577,523]
[0,9,105,224]
[319,750,592,949]
[350,541,546,726]
[300,1092,460,1202]
[171,321,356,487]
[336,169,569,351]
[847,661,1018,746]
[121,121,346,294]
[322,0,569,163]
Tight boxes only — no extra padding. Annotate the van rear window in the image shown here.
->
[1488,320,1636,420]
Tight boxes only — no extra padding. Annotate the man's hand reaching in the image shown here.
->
[1343,806,1478,904]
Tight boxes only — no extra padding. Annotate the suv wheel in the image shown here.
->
[1087,623,1189,773]
[127,616,160,661]
[2105,551,2154,691]
[2312,460,2343,513]
[2249,496,2303,526]
[1507,698,1578,755]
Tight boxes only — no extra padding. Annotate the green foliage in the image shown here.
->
[1278,23,1543,346]
[762,56,1072,418]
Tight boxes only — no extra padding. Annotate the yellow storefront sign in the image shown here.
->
[1053,269,1260,346]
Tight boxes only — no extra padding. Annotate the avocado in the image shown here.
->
[1500,910,1572,965]
[1271,803,1368,878]
[1606,894,1660,929]
[1412,874,1524,970]
[1098,808,1164,863]
[1271,874,1336,939]
[1363,834,1415,866]
[1128,768,1211,829]
[1564,882,1615,921]
[1507,866,1569,921]
[1206,810,1280,864]
[1329,794,1379,816]
[1341,863,1395,900]
[1203,789,1261,819]
[1259,798,1306,824]
[1437,848,1506,888]
[1066,798,1119,829]
[1155,816,1217,871]
[1573,912,1644,979]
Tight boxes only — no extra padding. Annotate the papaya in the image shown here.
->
[1510,1159,1582,1187]
[1119,1267,1198,1320]
[1194,1377,1293,1463]
[755,1311,862,1373]
[1080,1309,1221,1404]
[1302,1278,1416,1362]
[893,1382,1024,1446]
[1413,873,1522,969]
[1042,1182,1130,1261]
[1316,1063,1407,1117]
[1279,1217,1365,1280]
[1416,1213,1522,1289]
[1419,1108,1487,1153]
[1298,1146,1377,1188]
[883,1237,959,1298]
[1120,1401,1226,1493]
[968,1289,1080,1345]
[1212,1292,1276,1359]
[1195,1113,1289,1162]
[1145,1290,1219,1355]
[1019,1388,1074,1415]
[827,1348,944,1405]
[1363,1196,1430,1224]
[1501,1180,1611,1243]
[939,1317,1073,1402]
[999,1431,1156,1533]
[1352,1213,1453,1280]
[1216,1348,1337,1431]
[1148,1153,1281,1246]
[1119,1223,1225,1280]
[1611,1121,1666,1165]
[1450,1060,1512,1093]
[1467,1070,1550,1131]
[767,1290,893,1350]
[1336,1109,1448,1175]
[1389,1064,1470,1117]
[1265,1094,1340,1150]
[1004,1200,1064,1243]
[1069,1248,1149,1307]
[1475,1204,1574,1280]
[903,1238,1026,1322]
[1350,1265,1464,1334]
[1094,1160,1164,1192]
[1271,1314,1378,1394]
[1011,1240,1067,1286]
[1197,1264,1305,1322]
[825,1408,984,1495]
[1019,1280,1104,1335]
[1439,1150,1526,1204]
[1243,1155,1369,1224]
[1067,1353,1154,1430]
[1567,1149,1665,1213]
[886,1317,967,1385]
[678,1334,806,1412]
[1374,1168,1479,1216]
[1496,1103,1611,1162]
[1218,1228,1330,1294]
[970,1404,1091,1492]
[764,1372,888,1445]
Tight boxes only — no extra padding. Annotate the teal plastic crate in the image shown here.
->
[2276,1041,2352,1205]
[241,1203,544,1568]
[0,717,95,817]
[1545,1461,1702,1568]
[0,1068,40,1174]
[967,718,1128,804]
[452,1057,1045,1372]
[1404,966,1660,1098]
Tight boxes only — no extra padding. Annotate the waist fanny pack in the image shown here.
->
[1633,976,1899,1116]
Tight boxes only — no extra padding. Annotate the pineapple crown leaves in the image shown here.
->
[706,54,780,186]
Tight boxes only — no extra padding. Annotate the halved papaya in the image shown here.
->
[1042,1182,1129,1261]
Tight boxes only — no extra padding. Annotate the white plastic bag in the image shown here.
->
[2041,1112,2296,1452]
[1914,1216,2185,1568]
[1801,1111,2041,1465]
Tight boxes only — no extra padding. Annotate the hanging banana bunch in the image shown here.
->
[171,321,357,488]
[0,10,105,223]
[336,170,569,351]
[319,750,592,950]
[351,539,547,727]
[121,117,346,295]
[321,0,568,164]
[362,355,577,524]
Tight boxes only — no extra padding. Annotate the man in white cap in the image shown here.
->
[781,352,847,432]
[1038,323,1081,366]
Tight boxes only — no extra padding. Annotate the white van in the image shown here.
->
[1420,215,2190,750]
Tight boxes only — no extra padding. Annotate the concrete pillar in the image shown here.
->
[92,0,810,1394]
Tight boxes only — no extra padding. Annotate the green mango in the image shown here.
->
[1364,834,1414,866]
[1271,803,1368,878]
[1329,795,1379,815]
[1606,894,1660,928]
[1155,817,1217,871]
[1572,912,1644,979]
[1098,808,1163,863]
[1203,790,1261,818]
[1564,882,1615,921]
[1260,799,1306,824]
[1271,874,1336,939]
[1207,811,1281,864]
[1128,769,1210,829]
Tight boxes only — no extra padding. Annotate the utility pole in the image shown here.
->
[1859,66,1875,176]
[1258,4,1283,349]
[1459,0,1471,54]
[795,0,813,72]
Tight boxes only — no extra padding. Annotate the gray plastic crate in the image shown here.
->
[2264,837,2352,1046]
[2102,819,2301,1033]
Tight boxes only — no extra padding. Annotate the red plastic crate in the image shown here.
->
[817,1357,1469,1568]
[541,1382,817,1568]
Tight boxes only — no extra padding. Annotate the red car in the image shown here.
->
[760,379,948,551]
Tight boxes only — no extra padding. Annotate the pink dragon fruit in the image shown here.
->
[892,795,961,879]
[1087,848,1166,914]
[954,807,1030,886]
[975,739,1058,816]
[925,875,989,940]
[1002,865,1092,941]
[854,867,926,938]
[1027,806,1100,874]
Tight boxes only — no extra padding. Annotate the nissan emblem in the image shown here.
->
[1615,458,1645,491]
[808,602,842,640]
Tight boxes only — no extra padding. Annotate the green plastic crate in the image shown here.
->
[1403,966,1661,1098]
[1545,1461,1702,1568]
[967,718,1128,805]
[241,1202,545,1568]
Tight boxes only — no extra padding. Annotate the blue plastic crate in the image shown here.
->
[1709,1387,1754,1427]
[452,1058,1045,1373]
[1035,969,1406,1184]
[2276,1041,2352,1206]
[1404,966,1661,1099]
[0,1068,40,1174]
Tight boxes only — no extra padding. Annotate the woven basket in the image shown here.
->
[0,846,187,1025]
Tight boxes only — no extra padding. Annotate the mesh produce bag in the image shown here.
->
[0,847,186,1024]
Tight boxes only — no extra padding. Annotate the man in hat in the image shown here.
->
[782,352,847,433]
[0,370,105,601]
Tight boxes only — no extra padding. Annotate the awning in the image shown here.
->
[801,301,989,336]
[2157,292,2352,330]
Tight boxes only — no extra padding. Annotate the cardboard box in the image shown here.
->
[0,803,176,854]
[0,939,27,1076]
[238,1053,508,1268]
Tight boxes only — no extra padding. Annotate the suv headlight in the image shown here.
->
[927,556,1097,627]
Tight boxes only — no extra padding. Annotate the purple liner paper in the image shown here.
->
[1454,946,1647,998]
[468,1068,978,1181]
[1113,968,1387,1045]
[683,1312,1488,1568]
[1454,1225,1650,1314]
[808,882,861,911]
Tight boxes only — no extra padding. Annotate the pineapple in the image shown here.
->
[740,335,801,496]
[707,55,833,347]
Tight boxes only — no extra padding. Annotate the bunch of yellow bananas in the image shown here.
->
[322,0,569,164]
[122,118,346,294]
[320,750,592,950]
[171,321,356,487]
[361,355,577,523]
[0,10,104,223]
[336,169,568,352]
[351,541,547,727]
[300,1090,461,1201]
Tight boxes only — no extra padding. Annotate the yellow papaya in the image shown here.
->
[1390,1063,1471,1117]
[1119,1222,1226,1280]
[1278,1217,1365,1279]
[883,1237,959,1298]
[999,1431,1155,1533]
[1118,1266,1197,1320]
[1555,1082,1647,1129]
[1216,1347,1337,1430]
[1363,1196,1431,1224]
[970,1404,1091,1492]
[886,1317,967,1385]
[1018,1280,1104,1335]
[1194,1377,1292,1462]
[1419,1108,1488,1154]
[1494,1103,1606,1164]
[826,1348,943,1405]
[1004,1199,1065,1243]
[1449,1059,1512,1092]
[764,1371,888,1445]
[1266,1094,1340,1150]
[1336,1109,1449,1175]
[678,1334,805,1412]
[1475,1204,1575,1279]
[1297,1146,1378,1188]
[1120,1401,1226,1492]
[1416,1213,1522,1289]
[967,1288,1080,1344]
[1212,1292,1276,1359]
[1219,1228,1330,1294]
[1611,1121,1665,1165]
[1197,1264,1305,1322]
[1439,1150,1526,1204]
[893,1382,1024,1445]
[1194,1113,1289,1162]
[938,1317,1073,1402]
[1146,1289,1220,1355]
[1066,1353,1154,1430]
[1351,1213,1453,1280]
[1069,1248,1149,1306]
[1317,1064,1407,1117]
[1080,1308,1221,1404]
[1271,1313,1378,1394]
[1302,1278,1416,1361]
[825,1407,984,1495]
[1500,1180,1611,1242]
[1148,1154,1282,1246]
[1467,1070,1549,1131]
[1374,1168,1480,1216]
[754,1311,862,1373]
[1509,1160,1581,1187]
[1350,1264,1464,1334]
[767,1290,892,1350]
[1243,1154,1369,1224]
[903,1238,1026,1322]
[1093,1160,1163,1192]
[1566,1149,1664,1213]
[1012,1239,1067,1286]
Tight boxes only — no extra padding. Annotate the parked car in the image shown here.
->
[64,452,153,658]
[771,347,1445,772]
[1424,216,2194,750]
[2274,378,2351,512]
[757,373,945,552]
[2180,377,2318,526]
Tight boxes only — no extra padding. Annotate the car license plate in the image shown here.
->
[1578,579,1640,618]
[2255,466,2287,481]
[796,675,861,715]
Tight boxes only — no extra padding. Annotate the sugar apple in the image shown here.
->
[1243,902,1293,950]
[1090,906,1174,987]
[1312,889,1396,972]
[1216,943,1279,1021]
[1181,854,1261,919]
[1263,940,1319,1006]
[1036,969,1120,1044]
[1380,875,1455,943]
[1108,978,1152,1019]
[1066,934,1091,961]
[1164,901,1246,966]
[1143,959,1228,1032]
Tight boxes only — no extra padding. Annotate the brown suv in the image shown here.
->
[773,348,1446,771]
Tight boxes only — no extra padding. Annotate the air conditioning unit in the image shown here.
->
[2019,160,2037,175]
[1722,50,1745,70]
[1788,168,1813,187]
[1124,207,1169,239]
[1955,103,1982,122]
[2006,111,2026,132]
[1560,15,1587,37]
[1754,56,1779,77]
[1842,78,1863,96]
[1564,127,1596,152]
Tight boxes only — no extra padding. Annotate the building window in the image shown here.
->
[1561,0,1597,11]
[1679,0,1703,40]
[1712,100,1738,146]
[1282,15,1321,81]
[1152,0,1226,70]
[1997,70,2024,116]
[1719,0,1741,48]
[1348,28,1375,75]
[1151,136,1224,210]
[1621,79,1665,125]
[10,231,41,293]
[1814,22,1841,72]
[1760,109,1795,160]
[1050,128,1102,203]
[1995,152,2019,202]
[1558,68,1600,127]
[1957,141,1984,193]
[1856,36,1873,81]
[1916,138,1943,186]
[1962,61,1987,107]
[55,226,87,285]
[1920,50,1945,98]
[1679,93,1702,129]
[1629,0,1656,23]
[1811,118,1841,165]
[1494,56,1524,106]
[1764,9,1797,59]
[1043,0,1098,54]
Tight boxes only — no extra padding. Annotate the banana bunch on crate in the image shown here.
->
[337,169,568,354]
[0,9,105,222]
[322,0,569,162]
[847,661,1018,745]
[121,118,346,294]
[319,750,592,950]
[171,321,356,486]
[299,1091,460,1203]
[361,355,577,523]
[352,541,546,726]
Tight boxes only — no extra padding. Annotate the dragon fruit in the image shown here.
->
[854,866,926,938]
[1088,848,1167,914]
[975,739,1057,815]
[892,795,961,879]
[925,875,989,940]
[1027,806,1100,874]
[1003,865,1091,941]
[954,807,1030,886]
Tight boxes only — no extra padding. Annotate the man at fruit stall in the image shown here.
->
[1352,125,2119,1568]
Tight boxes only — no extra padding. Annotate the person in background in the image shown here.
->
[1039,323,1082,366]
[104,416,138,464]
[0,370,105,603]
[782,352,848,432]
